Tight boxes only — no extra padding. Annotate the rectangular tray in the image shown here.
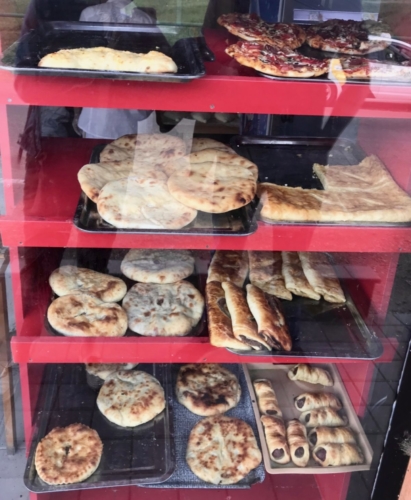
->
[2,21,210,82]
[44,247,208,338]
[244,363,373,474]
[144,364,265,489]
[73,144,258,236]
[24,363,175,493]
[231,135,411,227]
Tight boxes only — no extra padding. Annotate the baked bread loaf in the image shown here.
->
[313,443,364,467]
[288,364,333,386]
[121,249,195,283]
[261,415,290,464]
[191,138,235,154]
[186,415,262,484]
[281,252,321,300]
[85,363,138,381]
[176,364,241,416]
[286,419,310,467]
[78,161,134,202]
[207,250,249,287]
[249,251,292,300]
[47,293,128,337]
[308,426,356,447]
[253,379,282,417]
[35,423,103,485]
[294,392,342,412]
[97,370,165,427]
[49,266,127,302]
[300,408,347,427]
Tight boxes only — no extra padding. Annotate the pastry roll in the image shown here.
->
[294,392,342,412]
[308,426,356,447]
[288,364,333,387]
[253,379,282,417]
[249,251,292,301]
[300,408,347,427]
[281,251,321,300]
[246,284,292,351]
[222,282,272,351]
[207,251,248,287]
[286,419,310,467]
[261,415,290,464]
[313,443,364,467]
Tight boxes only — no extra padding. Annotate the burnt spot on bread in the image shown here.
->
[68,321,90,330]
[70,298,83,308]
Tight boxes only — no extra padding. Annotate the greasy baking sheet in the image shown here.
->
[244,363,373,474]
[2,21,211,82]
[44,247,208,339]
[231,135,411,227]
[144,363,265,489]
[73,144,258,236]
[24,363,175,493]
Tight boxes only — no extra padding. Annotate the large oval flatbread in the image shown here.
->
[49,266,127,302]
[186,415,262,484]
[100,133,186,164]
[122,281,204,336]
[191,138,235,154]
[176,364,241,416]
[47,293,128,337]
[97,175,197,229]
[39,47,178,73]
[85,363,138,381]
[97,370,165,427]
[121,249,195,283]
[167,161,256,213]
[35,423,103,485]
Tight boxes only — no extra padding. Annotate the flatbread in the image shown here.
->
[207,250,249,287]
[186,415,262,484]
[249,251,292,300]
[298,252,345,303]
[191,138,235,154]
[78,161,134,202]
[281,252,321,300]
[47,293,128,337]
[39,47,178,73]
[85,363,138,381]
[49,265,127,302]
[167,161,256,213]
[121,249,195,283]
[97,370,165,427]
[35,423,103,485]
[122,281,204,336]
[100,133,186,164]
[205,281,249,351]
[176,364,241,416]
[97,175,197,229]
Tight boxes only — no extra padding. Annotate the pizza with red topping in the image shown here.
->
[306,19,391,55]
[217,13,306,50]
[340,56,411,81]
[225,41,330,78]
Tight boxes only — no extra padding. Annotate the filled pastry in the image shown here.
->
[313,443,364,467]
[299,407,347,427]
[294,392,342,412]
[286,419,310,467]
[288,364,333,386]
[308,426,356,447]
[261,415,290,464]
[253,379,282,417]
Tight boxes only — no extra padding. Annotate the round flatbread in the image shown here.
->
[167,161,256,214]
[122,281,204,336]
[49,266,127,302]
[176,364,241,416]
[96,370,165,427]
[100,133,187,164]
[97,174,197,229]
[47,293,128,337]
[121,249,195,283]
[35,423,103,485]
[85,363,138,380]
[191,138,235,154]
[186,415,262,484]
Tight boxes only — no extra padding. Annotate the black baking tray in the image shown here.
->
[24,363,175,493]
[2,21,212,82]
[73,144,258,236]
[44,248,208,338]
[231,135,411,227]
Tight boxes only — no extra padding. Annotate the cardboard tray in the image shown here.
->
[243,363,373,474]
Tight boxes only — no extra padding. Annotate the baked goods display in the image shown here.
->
[97,370,165,427]
[260,415,290,464]
[258,155,411,223]
[38,47,178,73]
[176,364,241,416]
[34,423,103,485]
[253,379,282,417]
[288,364,334,386]
[186,415,262,484]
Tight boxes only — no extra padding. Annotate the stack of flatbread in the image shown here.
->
[249,251,345,304]
[206,251,292,352]
[258,155,411,223]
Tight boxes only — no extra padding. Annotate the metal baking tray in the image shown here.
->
[24,363,175,493]
[231,135,411,227]
[144,363,265,489]
[244,363,373,474]
[44,247,208,338]
[2,21,212,82]
[73,144,258,236]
